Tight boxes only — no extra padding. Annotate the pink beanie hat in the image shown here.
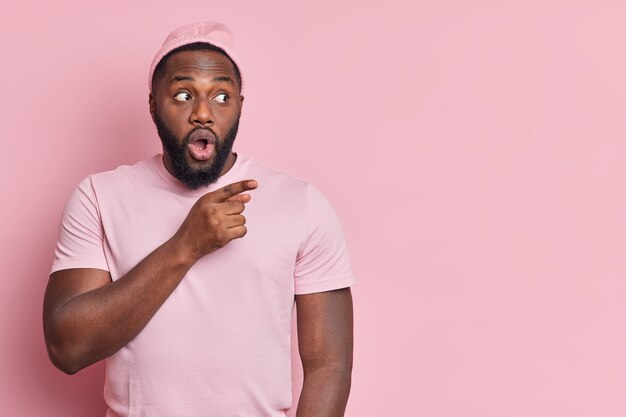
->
[148,22,242,92]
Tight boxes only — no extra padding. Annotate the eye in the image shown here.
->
[174,92,192,102]
[213,93,229,104]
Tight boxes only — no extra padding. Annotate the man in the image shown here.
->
[43,22,355,417]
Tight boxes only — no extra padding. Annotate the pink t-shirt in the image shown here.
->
[51,154,356,417]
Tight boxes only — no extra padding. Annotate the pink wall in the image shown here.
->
[2,1,626,415]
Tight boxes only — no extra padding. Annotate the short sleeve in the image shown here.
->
[294,184,356,294]
[50,176,109,275]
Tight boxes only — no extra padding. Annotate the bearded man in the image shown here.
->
[43,22,355,417]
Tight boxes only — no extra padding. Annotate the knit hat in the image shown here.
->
[148,22,242,92]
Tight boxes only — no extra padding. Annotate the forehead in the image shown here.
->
[162,49,237,82]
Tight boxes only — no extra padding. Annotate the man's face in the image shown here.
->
[149,49,243,189]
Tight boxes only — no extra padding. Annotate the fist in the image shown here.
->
[174,179,258,261]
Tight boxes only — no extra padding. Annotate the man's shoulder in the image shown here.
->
[90,155,157,179]
[236,156,335,216]
[85,155,160,188]
[237,155,309,191]
[66,156,163,206]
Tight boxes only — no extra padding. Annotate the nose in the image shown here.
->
[190,97,213,126]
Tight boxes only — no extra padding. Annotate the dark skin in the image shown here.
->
[43,49,353,417]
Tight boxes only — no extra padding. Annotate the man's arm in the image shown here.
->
[43,179,257,375]
[295,287,353,417]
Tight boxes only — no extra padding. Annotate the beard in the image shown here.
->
[154,110,240,190]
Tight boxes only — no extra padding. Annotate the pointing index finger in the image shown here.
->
[207,179,258,202]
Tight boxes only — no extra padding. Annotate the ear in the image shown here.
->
[239,95,244,112]
[149,93,156,123]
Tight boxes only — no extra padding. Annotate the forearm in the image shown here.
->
[45,237,195,374]
[295,288,354,417]
[296,364,352,417]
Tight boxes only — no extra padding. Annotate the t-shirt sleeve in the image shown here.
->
[50,176,109,275]
[294,184,357,295]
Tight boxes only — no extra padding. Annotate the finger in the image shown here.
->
[228,225,248,240]
[206,180,257,203]
[227,194,251,204]
[223,201,245,215]
[225,214,246,228]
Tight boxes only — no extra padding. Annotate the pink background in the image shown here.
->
[2,1,626,415]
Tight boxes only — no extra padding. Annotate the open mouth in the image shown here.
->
[188,130,216,161]
[193,138,209,150]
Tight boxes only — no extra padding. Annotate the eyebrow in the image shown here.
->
[212,76,234,84]
[170,75,234,85]
[170,75,194,84]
